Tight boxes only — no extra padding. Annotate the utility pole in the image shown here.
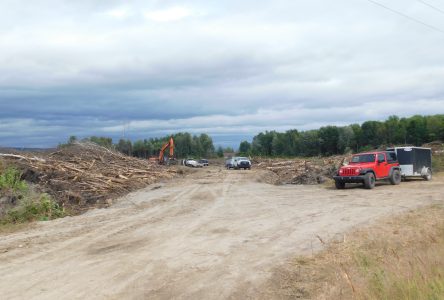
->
[122,122,130,139]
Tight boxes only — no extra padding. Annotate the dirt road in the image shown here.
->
[1,167,443,299]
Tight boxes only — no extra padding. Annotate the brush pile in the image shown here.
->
[423,141,444,154]
[254,156,348,185]
[0,142,176,212]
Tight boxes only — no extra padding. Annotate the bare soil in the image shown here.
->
[0,167,443,299]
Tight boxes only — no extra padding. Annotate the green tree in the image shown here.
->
[173,133,193,158]
[199,134,215,158]
[87,136,113,148]
[224,147,234,153]
[284,129,300,156]
[300,130,320,156]
[361,121,382,148]
[406,115,427,146]
[143,139,154,157]
[191,135,203,157]
[238,141,251,155]
[319,126,340,155]
[426,115,444,141]
[116,139,132,155]
[271,133,286,156]
[251,131,276,156]
[133,140,147,158]
[216,146,224,158]
[68,135,77,144]
[338,126,355,153]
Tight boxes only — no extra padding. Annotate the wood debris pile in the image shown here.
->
[0,142,177,212]
[423,141,444,154]
[254,156,348,185]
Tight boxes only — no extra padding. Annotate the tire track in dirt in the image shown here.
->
[0,184,202,272]
[0,168,443,300]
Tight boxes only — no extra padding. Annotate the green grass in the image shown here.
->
[0,167,28,193]
[0,167,65,226]
[2,193,65,224]
[432,154,444,172]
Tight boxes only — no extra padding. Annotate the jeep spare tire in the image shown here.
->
[364,173,375,189]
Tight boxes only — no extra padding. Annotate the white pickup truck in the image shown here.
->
[233,157,252,170]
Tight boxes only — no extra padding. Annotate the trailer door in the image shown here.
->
[396,148,414,176]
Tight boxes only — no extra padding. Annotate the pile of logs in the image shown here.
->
[0,142,176,212]
[255,156,348,185]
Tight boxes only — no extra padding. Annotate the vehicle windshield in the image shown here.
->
[238,157,248,160]
[350,154,376,163]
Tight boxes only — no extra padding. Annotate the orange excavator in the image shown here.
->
[158,137,174,164]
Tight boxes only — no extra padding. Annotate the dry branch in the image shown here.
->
[0,142,177,212]
[255,155,349,185]
[0,153,46,162]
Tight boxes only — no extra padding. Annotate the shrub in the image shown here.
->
[0,167,28,193]
[3,193,64,224]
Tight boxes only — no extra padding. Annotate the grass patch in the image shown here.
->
[0,167,65,227]
[265,205,444,300]
[432,154,444,172]
[2,193,65,224]
[0,167,28,193]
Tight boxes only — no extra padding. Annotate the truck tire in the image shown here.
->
[423,168,432,181]
[364,172,375,189]
[389,169,401,185]
[335,180,345,189]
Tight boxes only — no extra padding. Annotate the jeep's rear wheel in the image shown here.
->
[389,169,401,185]
[335,180,345,189]
[364,173,375,189]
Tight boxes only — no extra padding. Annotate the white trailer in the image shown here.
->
[387,147,432,180]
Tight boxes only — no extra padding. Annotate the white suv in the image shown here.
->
[185,159,203,168]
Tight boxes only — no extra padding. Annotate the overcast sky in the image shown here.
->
[1,0,444,148]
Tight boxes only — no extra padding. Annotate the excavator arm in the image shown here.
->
[168,137,174,158]
[158,137,174,164]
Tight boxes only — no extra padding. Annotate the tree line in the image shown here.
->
[238,114,444,157]
[64,133,224,159]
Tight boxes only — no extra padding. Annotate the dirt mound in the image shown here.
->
[254,156,348,185]
[0,142,177,213]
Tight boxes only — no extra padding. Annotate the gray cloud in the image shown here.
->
[1,0,444,148]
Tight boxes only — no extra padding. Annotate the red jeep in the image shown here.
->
[334,151,401,189]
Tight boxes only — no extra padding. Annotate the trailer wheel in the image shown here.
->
[389,170,401,185]
[335,180,345,189]
[364,173,375,189]
[423,168,432,181]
